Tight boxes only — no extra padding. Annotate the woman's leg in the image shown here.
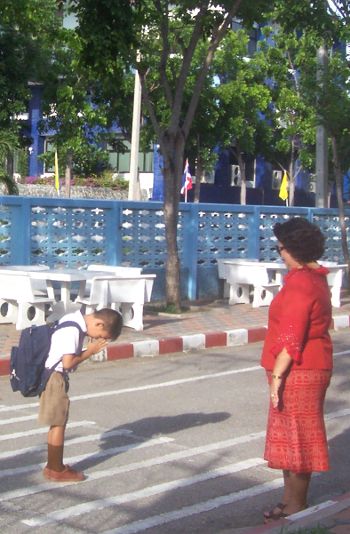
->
[265,469,310,521]
[282,471,311,515]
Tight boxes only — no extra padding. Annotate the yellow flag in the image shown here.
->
[54,150,60,193]
[279,170,288,201]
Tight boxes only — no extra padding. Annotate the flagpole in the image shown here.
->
[54,150,60,196]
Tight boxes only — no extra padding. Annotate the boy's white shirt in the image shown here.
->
[45,310,87,372]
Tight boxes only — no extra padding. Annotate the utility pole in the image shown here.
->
[128,64,142,201]
[315,44,328,208]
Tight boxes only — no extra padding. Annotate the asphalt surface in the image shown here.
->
[0,330,350,533]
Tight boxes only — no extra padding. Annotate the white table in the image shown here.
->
[0,266,156,329]
[75,273,156,330]
[0,268,55,329]
[217,259,286,307]
[28,268,90,313]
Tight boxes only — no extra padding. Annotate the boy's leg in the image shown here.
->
[40,373,85,481]
[46,425,65,472]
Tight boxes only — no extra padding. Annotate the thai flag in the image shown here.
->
[180,159,193,194]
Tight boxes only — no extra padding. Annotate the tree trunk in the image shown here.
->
[161,133,185,311]
[65,151,72,198]
[194,141,202,203]
[331,136,350,284]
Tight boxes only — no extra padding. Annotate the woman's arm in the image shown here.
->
[270,347,293,408]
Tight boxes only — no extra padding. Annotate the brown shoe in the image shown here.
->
[43,465,85,482]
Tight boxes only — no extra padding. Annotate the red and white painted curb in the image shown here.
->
[106,326,268,361]
[106,313,349,361]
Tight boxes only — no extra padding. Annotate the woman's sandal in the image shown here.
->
[263,502,288,522]
[263,503,309,523]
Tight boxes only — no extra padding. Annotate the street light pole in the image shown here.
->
[315,44,328,208]
[128,63,142,201]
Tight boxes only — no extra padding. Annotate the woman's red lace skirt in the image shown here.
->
[264,369,332,473]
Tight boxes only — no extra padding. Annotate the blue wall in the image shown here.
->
[0,196,347,302]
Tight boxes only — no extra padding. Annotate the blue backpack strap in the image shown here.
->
[53,320,86,355]
[40,321,86,392]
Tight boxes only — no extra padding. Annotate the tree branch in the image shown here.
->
[170,1,209,132]
[155,0,173,107]
[182,0,243,137]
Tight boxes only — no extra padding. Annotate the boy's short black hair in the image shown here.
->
[93,308,123,340]
[273,217,325,263]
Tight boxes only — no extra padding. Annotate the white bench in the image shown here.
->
[75,274,156,331]
[321,261,347,308]
[217,259,285,307]
[218,258,347,309]
[0,272,55,330]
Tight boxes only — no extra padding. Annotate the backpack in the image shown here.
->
[10,321,85,397]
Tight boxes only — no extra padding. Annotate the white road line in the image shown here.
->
[334,350,350,356]
[0,367,260,413]
[0,349,348,413]
[70,366,262,402]
[0,414,38,425]
[0,428,132,460]
[0,432,265,501]
[325,407,350,420]
[22,458,267,527]
[102,479,285,534]
[0,437,173,480]
[0,420,96,442]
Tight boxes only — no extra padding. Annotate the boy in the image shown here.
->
[39,308,123,482]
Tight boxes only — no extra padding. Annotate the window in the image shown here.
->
[107,137,153,173]
[43,138,55,173]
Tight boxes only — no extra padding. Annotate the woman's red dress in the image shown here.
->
[261,266,333,473]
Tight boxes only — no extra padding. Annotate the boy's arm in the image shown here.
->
[62,338,109,370]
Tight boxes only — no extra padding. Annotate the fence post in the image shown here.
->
[248,206,261,258]
[12,198,31,263]
[182,202,199,300]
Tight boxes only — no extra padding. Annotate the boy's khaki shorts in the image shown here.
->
[38,372,70,426]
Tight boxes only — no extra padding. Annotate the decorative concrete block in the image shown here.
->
[133,339,159,357]
[182,334,206,352]
[333,315,350,331]
[226,328,248,346]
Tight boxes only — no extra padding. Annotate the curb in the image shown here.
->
[0,314,349,377]
[244,491,350,533]
[106,313,349,361]
[107,326,268,361]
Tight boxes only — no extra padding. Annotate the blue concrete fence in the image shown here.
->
[0,196,348,301]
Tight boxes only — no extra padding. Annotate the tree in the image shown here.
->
[214,29,272,204]
[38,6,136,194]
[73,0,273,310]
[269,1,350,270]
[0,0,60,181]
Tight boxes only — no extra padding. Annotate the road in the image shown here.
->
[0,330,350,533]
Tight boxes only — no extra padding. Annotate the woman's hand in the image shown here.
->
[270,377,281,408]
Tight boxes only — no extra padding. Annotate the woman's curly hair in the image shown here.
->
[273,217,325,263]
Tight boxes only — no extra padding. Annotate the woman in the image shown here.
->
[261,217,333,522]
